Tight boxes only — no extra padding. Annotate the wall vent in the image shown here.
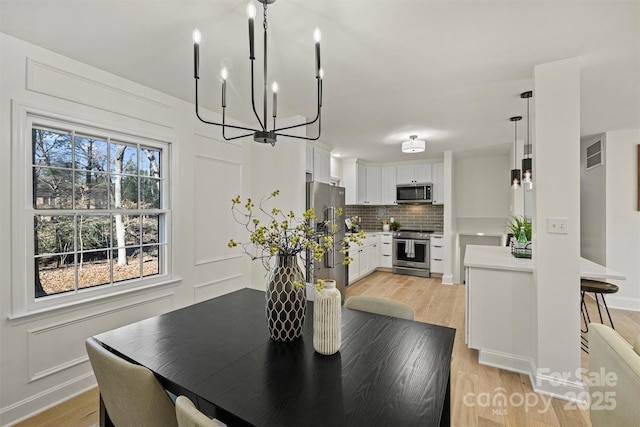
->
[586,138,603,170]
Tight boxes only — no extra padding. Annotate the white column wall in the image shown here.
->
[442,150,454,284]
[605,129,640,311]
[531,58,583,398]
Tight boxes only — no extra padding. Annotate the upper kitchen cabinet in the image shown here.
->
[432,162,444,205]
[313,147,331,184]
[343,160,381,205]
[305,145,314,173]
[396,163,432,184]
[365,165,382,204]
[381,166,397,205]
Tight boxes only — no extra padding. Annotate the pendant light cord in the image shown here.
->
[526,97,530,158]
[514,120,517,167]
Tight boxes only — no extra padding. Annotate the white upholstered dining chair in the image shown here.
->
[175,396,226,427]
[85,337,178,427]
[345,295,415,320]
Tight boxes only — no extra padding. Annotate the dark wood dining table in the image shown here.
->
[94,288,456,427]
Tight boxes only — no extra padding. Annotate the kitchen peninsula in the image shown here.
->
[464,245,625,374]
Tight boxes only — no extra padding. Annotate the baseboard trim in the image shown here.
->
[529,359,587,404]
[603,295,640,312]
[442,274,454,285]
[478,349,531,374]
[0,372,96,426]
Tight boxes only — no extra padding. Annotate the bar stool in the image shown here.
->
[580,279,619,353]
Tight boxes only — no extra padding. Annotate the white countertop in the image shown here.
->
[464,245,626,280]
[580,258,626,281]
[464,246,533,272]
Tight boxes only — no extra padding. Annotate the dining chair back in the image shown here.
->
[176,396,226,427]
[85,337,178,427]
[345,295,415,320]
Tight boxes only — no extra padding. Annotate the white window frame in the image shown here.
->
[10,101,175,319]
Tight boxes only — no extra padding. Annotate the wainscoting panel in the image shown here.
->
[193,155,243,265]
[26,58,174,128]
[194,274,245,303]
[27,294,173,382]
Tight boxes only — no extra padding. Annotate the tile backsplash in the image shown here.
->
[344,204,444,232]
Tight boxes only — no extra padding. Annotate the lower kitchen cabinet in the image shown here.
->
[348,233,380,283]
[430,234,444,274]
[379,232,393,268]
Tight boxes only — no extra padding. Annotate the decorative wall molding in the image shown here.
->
[193,115,244,147]
[0,372,96,425]
[194,155,243,265]
[27,294,173,382]
[194,274,244,302]
[26,58,174,129]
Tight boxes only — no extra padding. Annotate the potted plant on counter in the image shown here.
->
[507,215,532,241]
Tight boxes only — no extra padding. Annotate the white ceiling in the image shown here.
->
[1,0,639,162]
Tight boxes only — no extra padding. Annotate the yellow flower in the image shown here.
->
[227,239,238,248]
[315,279,325,292]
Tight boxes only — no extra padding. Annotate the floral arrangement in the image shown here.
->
[228,190,364,289]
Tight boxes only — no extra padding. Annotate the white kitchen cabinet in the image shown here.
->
[365,166,381,205]
[430,234,445,274]
[431,162,444,205]
[379,233,393,268]
[348,233,380,283]
[396,163,432,184]
[313,146,331,184]
[348,242,361,283]
[305,145,314,173]
[368,239,380,275]
[356,163,367,204]
[344,160,382,205]
[381,166,397,205]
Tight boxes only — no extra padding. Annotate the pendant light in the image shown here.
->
[521,91,533,188]
[510,116,522,189]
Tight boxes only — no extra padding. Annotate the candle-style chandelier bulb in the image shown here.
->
[247,2,256,18]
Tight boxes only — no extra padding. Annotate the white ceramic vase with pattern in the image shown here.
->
[313,279,341,355]
[265,255,306,342]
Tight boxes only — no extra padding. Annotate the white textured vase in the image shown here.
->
[313,279,341,355]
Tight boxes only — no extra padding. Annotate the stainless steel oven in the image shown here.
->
[392,230,431,277]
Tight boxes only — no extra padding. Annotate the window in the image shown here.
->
[20,114,171,311]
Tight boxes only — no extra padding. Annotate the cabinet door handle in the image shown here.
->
[433,258,443,261]
[433,245,443,248]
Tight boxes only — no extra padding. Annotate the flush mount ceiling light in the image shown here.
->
[510,116,522,189]
[192,0,323,146]
[402,135,426,153]
[521,91,533,188]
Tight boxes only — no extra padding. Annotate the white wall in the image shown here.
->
[605,129,640,311]
[249,117,307,289]
[531,57,582,398]
[580,135,606,264]
[454,154,511,218]
[0,33,301,425]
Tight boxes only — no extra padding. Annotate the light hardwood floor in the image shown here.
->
[16,272,640,427]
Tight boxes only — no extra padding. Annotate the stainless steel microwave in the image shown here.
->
[396,183,432,204]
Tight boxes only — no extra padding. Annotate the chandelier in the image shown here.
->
[192,0,323,146]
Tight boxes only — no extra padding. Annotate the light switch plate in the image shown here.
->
[547,217,569,234]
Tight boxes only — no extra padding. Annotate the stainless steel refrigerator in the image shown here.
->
[306,181,347,301]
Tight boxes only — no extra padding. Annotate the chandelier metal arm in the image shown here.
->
[195,79,261,133]
[273,79,322,133]
[222,107,256,141]
[276,111,321,141]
